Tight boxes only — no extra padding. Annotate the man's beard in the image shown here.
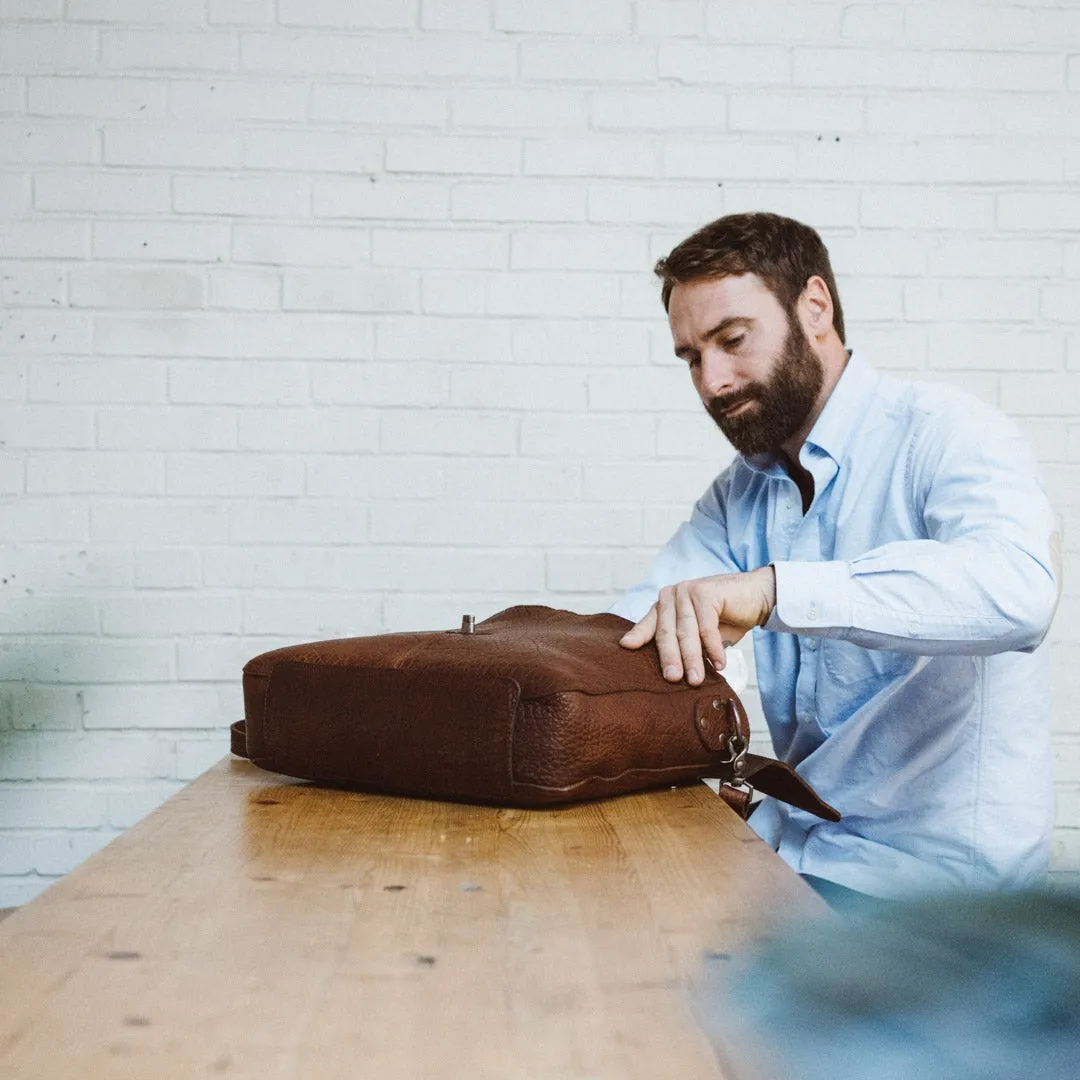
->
[703,318,825,457]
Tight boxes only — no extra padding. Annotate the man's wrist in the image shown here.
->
[757,564,777,625]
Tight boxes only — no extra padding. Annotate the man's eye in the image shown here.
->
[724,335,745,350]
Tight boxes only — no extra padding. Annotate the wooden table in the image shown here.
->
[0,758,827,1079]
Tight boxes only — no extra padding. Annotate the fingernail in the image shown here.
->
[687,667,701,684]
[663,665,680,680]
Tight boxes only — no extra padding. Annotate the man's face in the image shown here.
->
[668,273,824,457]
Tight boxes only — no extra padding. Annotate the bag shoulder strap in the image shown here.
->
[737,753,840,822]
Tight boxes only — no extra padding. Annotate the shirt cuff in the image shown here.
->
[765,560,852,634]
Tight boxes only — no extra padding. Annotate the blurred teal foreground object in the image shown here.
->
[698,890,1080,1080]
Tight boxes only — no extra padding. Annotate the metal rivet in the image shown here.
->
[712,699,722,710]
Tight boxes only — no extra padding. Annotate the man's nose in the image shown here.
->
[697,349,737,398]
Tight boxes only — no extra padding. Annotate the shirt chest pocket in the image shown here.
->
[820,637,915,701]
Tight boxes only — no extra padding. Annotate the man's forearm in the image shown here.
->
[766,537,1059,656]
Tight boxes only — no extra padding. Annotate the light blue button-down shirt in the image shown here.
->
[611,352,1059,899]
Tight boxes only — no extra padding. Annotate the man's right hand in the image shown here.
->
[618,567,776,686]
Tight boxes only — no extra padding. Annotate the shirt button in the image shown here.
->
[807,604,818,621]
[786,499,795,511]
[805,638,817,650]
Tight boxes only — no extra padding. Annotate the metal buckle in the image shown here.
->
[718,732,750,790]
[718,731,747,768]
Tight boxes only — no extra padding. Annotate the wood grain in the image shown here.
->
[0,759,827,1079]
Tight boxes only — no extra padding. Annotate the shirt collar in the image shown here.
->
[802,349,880,465]
[742,349,879,473]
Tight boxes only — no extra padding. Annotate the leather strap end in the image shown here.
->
[716,783,753,819]
[741,754,841,822]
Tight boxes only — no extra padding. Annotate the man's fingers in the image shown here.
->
[675,582,707,686]
[696,599,728,675]
[618,605,657,650]
[618,589,684,681]
[653,586,683,681]
[709,625,749,677]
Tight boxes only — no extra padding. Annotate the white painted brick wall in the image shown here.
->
[1,1,1079,906]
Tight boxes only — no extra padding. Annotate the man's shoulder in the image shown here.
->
[878,373,1034,491]
[874,368,1012,441]
[906,377,1016,440]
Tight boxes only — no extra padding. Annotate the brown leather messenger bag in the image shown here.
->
[231,605,839,822]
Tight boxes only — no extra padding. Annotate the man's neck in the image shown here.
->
[778,344,852,512]
[779,343,851,464]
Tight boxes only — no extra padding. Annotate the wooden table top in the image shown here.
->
[0,758,827,1079]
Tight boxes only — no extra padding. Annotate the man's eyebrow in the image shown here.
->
[673,317,753,359]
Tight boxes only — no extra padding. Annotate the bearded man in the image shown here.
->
[613,212,1061,903]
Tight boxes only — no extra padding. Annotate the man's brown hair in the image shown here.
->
[654,211,846,344]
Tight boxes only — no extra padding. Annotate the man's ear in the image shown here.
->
[800,276,834,340]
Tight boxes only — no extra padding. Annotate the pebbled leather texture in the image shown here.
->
[239,605,839,819]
